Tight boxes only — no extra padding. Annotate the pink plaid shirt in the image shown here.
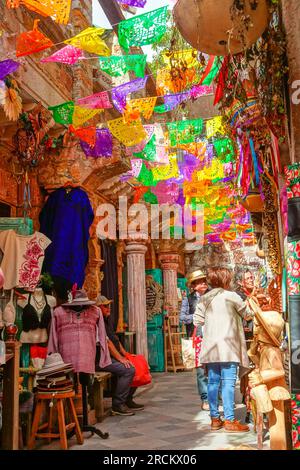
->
[48,305,112,373]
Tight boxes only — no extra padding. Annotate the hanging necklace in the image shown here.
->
[32,292,45,310]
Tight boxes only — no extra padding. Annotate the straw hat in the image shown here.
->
[62,289,95,307]
[36,353,73,376]
[186,269,207,287]
[96,295,113,306]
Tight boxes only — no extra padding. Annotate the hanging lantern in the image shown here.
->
[173,0,269,56]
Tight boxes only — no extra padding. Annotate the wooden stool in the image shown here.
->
[28,391,84,450]
[93,372,112,422]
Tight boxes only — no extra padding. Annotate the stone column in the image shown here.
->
[125,234,148,357]
[282,0,300,162]
[159,253,180,311]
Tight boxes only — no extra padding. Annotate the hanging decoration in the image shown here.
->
[118,6,168,52]
[167,118,204,146]
[0,78,22,121]
[213,138,235,163]
[200,56,223,86]
[152,155,179,182]
[16,19,54,57]
[152,180,180,204]
[6,0,71,24]
[41,45,84,65]
[143,190,158,204]
[111,76,148,113]
[156,67,198,95]
[137,162,156,187]
[177,141,207,161]
[69,125,96,147]
[154,91,189,113]
[64,27,110,56]
[0,59,20,80]
[98,54,147,78]
[206,116,226,139]
[48,101,74,125]
[72,106,101,128]
[133,134,156,161]
[116,0,147,7]
[80,128,112,158]
[126,124,155,155]
[108,117,147,147]
[76,91,112,110]
[124,97,157,123]
[162,49,199,70]
[190,84,213,99]
[120,159,144,182]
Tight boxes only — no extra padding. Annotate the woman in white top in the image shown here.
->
[194,267,254,433]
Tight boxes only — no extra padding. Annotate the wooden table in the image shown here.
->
[1,341,20,450]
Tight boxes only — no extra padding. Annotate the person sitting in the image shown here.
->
[96,295,144,416]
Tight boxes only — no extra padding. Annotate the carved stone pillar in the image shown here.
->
[125,234,148,357]
[159,253,180,311]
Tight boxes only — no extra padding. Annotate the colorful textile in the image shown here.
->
[111,76,148,113]
[16,19,53,57]
[116,0,147,6]
[0,230,51,290]
[39,187,94,287]
[152,155,179,182]
[7,0,71,24]
[72,106,101,128]
[0,59,20,80]
[124,97,157,123]
[64,27,110,56]
[69,125,96,147]
[118,6,168,52]
[206,116,225,139]
[287,240,300,296]
[108,117,147,147]
[98,54,147,78]
[48,101,74,125]
[291,394,300,449]
[154,92,189,113]
[76,91,112,110]
[41,45,84,65]
[80,128,113,158]
[213,138,235,162]
[167,119,204,146]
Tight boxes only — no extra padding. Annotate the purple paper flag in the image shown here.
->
[111,76,148,113]
[0,59,20,80]
[155,92,190,113]
[80,128,112,158]
[190,85,213,99]
[116,0,147,7]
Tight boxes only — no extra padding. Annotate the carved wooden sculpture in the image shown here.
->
[248,298,290,450]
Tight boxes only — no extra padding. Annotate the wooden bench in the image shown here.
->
[93,372,112,422]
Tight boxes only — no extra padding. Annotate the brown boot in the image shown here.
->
[211,418,224,431]
[224,420,250,433]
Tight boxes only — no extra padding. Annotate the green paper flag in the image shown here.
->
[137,163,156,187]
[167,118,204,146]
[143,191,158,204]
[214,138,235,162]
[133,134,156,161]
[98,54,147,78]
[118,6,168,52]
[48,101,74,125]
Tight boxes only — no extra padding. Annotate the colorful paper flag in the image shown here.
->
[80,128,112,158]
[154,92,189,113]
[48,101,74,125]
[76,91,112,110]
[64,27,110,56]
[16,19,53,57]
[118,6,168,52]
[167,119,204,146]
[111,76,148,113]
[72,106,101,128]
[98,54,147,78]
[162,49,198,70]
[7,0,71,25]
[206,116,226,139]
[200,56,224,86]
[108,117,147,147]
[41,45,84,65]
[124,96,157,123]
[69,125,96,147]
[152,155,179,182]
[0,59,20,80]
[116,0,147,7]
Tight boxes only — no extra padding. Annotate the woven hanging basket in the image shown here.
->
[173,0,269,56]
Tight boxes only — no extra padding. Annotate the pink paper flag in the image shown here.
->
[76,91,112,109]
[41,45,84,65]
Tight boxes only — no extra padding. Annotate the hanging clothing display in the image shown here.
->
[39,187,94,288]
[21,292,51,332]
[48,305,111,374]
[0,230,51,290]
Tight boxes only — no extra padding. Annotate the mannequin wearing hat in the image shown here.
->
[248,298,290,450]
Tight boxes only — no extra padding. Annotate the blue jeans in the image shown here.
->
[207,362,238,421]
[196,367,208,401]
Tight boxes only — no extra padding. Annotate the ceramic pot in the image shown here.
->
[173,0,269,56]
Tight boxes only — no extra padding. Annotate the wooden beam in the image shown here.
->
[97,0,157,97]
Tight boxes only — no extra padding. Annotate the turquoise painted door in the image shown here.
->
[146,269,165,372]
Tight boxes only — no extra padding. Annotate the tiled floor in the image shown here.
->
[39,371,270,450]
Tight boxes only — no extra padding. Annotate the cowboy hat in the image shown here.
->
[186,269,207,287]
[62,289,95,307]
[36,353,73,376]
[248,298,283,347]
[96,295,113,306]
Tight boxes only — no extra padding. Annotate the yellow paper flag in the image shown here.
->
[152,155,179,182]
[72,106,101,128]
[65,27,110,56]
[206,116,226,139]
[163,49,199,70]
[124,97,157,124]
[108,117,147,147]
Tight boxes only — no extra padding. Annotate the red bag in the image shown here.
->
[125,353,152,388]
[192,327,203,368]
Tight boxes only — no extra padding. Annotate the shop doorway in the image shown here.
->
[100,240,119,331]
